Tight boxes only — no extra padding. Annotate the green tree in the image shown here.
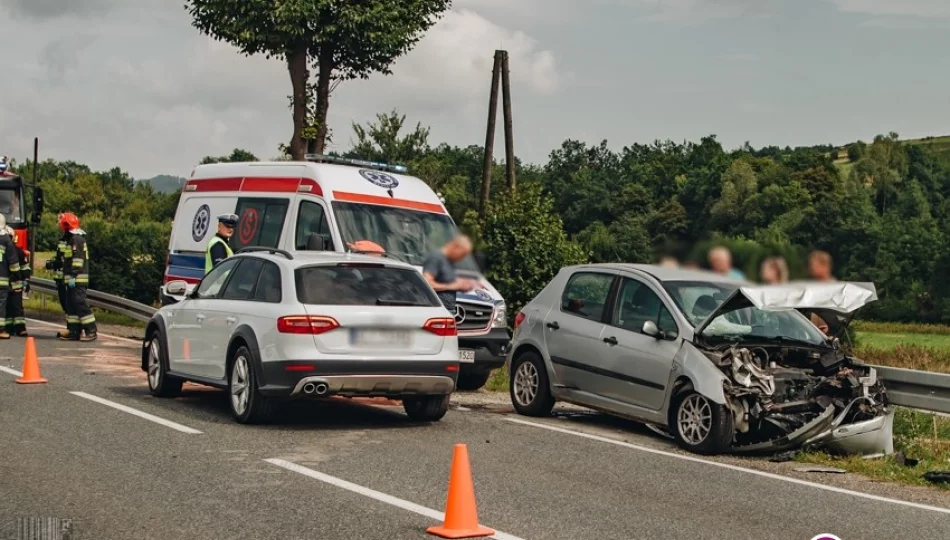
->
[348,110,430,164]
[464,183,586,317]
[185,0,450,159]
[200,148,259,164]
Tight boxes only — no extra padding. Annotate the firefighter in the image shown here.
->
[5,225,28,336]
[205,213,237,274]
[59,213,97,341]
[45,218,72,337]
[0,215,20,339]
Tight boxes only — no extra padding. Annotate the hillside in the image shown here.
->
[833,134,950,178]
[135,174,185,193]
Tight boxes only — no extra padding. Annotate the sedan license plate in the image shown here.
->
[350,329,411,348]
[459,349,476,363]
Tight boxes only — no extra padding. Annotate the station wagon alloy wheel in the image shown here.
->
[677,394,713,445]
[231,355,250,416]
[513,361,540,406]
[147,340,161,389]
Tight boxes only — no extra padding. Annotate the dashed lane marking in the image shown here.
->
[506,417,950,516]
[264,458,525,540]
[70,391,202,434]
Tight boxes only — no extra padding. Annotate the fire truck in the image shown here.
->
[0,156,43,273]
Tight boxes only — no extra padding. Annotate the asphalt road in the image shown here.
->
[2,320,950,540]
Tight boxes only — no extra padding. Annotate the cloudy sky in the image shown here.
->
[1,0,949,179]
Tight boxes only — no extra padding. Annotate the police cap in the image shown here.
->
[218,213,239,227]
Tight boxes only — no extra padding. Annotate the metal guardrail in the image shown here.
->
[30,277,156,323]
[22,278,950,414]
[872,365,950,415]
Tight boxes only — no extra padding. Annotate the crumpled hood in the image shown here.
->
[697,282,878,339]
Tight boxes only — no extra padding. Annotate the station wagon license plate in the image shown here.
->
[350,329,411,348]
[459,349,475,363]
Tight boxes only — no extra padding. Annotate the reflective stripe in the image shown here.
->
[66,316,80,323]
[0,279,10,287]
[63,248,73,257]
[71,259,84,267]
[11,282,22,291]
[80,315,97,324]
[10,264,20,272]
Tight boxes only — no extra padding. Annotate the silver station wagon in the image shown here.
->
[507,264,891,455]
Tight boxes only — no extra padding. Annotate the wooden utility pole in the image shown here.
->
[501,51,516,190]
[479,51,503,220]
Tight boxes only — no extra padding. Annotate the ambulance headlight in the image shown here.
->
[492,305,507,328]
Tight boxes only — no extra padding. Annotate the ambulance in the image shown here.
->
[162,155,509,390]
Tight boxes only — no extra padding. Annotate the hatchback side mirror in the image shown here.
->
[642,320,660,338]
[165,280,188,296]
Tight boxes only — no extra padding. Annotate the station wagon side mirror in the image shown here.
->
[165,280,188,297]
[642,320,661,339]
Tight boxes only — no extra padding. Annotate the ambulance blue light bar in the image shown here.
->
[305,153,408,174]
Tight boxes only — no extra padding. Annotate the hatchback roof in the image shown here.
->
[571,263,746,284]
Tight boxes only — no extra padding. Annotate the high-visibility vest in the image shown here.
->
[205,235,233,274]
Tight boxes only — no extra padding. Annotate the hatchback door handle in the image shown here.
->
[546,321,560,330]
[603,336,618,345]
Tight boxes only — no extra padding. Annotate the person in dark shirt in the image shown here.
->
[422,235,477,312]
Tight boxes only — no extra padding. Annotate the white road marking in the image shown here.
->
[506,417,950,516]
[70,391,202,434]
[0,365,23,377]
[265,458,524,540]
[26,318,142,345]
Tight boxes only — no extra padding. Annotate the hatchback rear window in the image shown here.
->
[295,264,441,306]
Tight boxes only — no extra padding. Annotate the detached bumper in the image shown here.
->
[258,360,459,398]
[459,327,511,368]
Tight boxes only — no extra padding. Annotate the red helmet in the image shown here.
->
[58,212,80,232]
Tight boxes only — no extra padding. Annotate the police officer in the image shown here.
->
[59,213,97,341]
[5,225,28,336]
[0,215,20,340]
[205,213,237,274]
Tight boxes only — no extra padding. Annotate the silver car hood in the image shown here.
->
[738,282,878,313]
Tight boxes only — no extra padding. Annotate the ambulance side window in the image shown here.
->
[295,200,334,251]
[233,198,289,250]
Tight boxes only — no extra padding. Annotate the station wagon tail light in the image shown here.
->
[277,315,339,335]
[423,318,457,337]
[513,312,526,330]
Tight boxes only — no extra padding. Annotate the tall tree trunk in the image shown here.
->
[287,45,309,160]
[308,47,334,155]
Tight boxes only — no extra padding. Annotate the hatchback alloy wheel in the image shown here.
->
[231,354,250,416]
[513,360,540,407]
[677,393,713,445]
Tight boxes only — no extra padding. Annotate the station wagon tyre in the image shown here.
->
[228,346,276,424]
[456,367,492,391]
[146,330,182,398]
[670,390,734,455]
[403,395,450,422]
[510,351,555,417]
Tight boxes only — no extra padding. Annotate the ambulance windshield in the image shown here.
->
[332,202,478,271]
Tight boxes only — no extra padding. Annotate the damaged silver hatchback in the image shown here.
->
[507,264,892,455]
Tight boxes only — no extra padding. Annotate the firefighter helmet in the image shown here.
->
[58,212,80,232]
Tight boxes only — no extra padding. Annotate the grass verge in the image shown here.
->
[484,365,508,393]
[24,291,144,328]
[798,408,950,490]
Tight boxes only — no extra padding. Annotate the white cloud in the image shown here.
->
[829,0,950,18]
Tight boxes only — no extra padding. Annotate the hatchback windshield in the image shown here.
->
[662,280,828,346]
[332,202,478,271]
[295,264,441,307]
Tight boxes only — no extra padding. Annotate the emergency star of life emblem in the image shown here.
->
[192,204,211,242]
[359,169,399,189]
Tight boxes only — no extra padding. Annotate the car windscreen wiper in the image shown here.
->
[375,298,426,306]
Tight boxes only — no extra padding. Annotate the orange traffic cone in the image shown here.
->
[427,444,495,539]
[16,337,47,384]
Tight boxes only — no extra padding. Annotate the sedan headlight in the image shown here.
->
[492,306,507,328]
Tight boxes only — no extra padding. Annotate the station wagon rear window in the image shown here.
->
[295,265,440,307]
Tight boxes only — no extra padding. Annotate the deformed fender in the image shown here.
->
[672,341,728,405]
